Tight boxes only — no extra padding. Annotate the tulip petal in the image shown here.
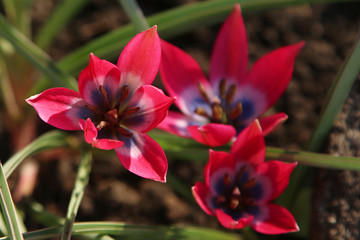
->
[117,26,161,90]
[78,53,121,107]
[187,123,236,147]
[247,41,305,110]
[205,150,234,196]
[79,118,124,150]
[115,132,167,182]
[259,113,288,136]
[122,85,175,133]
[216,209,253,230]
[160,40,215,116]
[251,203,299,234]
[255,160,297,201]
[157,111,202,138]
[192,182,214,215]
[26,88,91,131]
[231,120,265,166]
[210,4,248,91]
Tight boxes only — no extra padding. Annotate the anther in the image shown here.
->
[99,85,110,107]
[194,107,208,117]
[219,79,227,99]
[216,195,226,205]
[229,198,240,210]
[85,104,102,115]
[229,102,243,120]
[245,198,255,207]
[244,178,257,189]
[237,165,247,182]
[119,86,130,104]
[96,121,108,130]
[198,82,210,102]
[118,127,133,137]
[122,107,141,116]
[104,109,119,125]
[212,103,224,122]
[223,173,232,186]
[225,84,237,104]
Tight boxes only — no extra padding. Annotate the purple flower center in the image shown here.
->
[85,85,140,137]
[195,79,243,125]
[215,166,256,212]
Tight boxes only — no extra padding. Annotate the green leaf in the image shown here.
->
[0,163,24,240]
[61,151,92,240]
[57,0,351,75]
[150,129,360,170]
[0,14,77,90]
[34,0,89,49]
[118,0,149,32]
[307,34,360,152]
[3,131,75,178]
[266,147,360,170]
[0,222,242,240]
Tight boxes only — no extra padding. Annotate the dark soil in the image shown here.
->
[7,0,360,239]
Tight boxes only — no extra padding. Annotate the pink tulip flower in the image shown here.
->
[27,26,175,182]
[158,4,304,147]
[192,120,298,234]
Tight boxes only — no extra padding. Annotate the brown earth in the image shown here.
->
[5,1,360,239]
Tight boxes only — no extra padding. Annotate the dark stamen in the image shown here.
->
[245,198,255,206]
[99,85,110,107]
[85,104,102,115]
[223,173,232,186]
[122,107,141,116]
[229,102,243,120]
[237,165,247,180]
[216,195,226,205]
[219,79,227,99]
[194,107,208,117]
[212,103,224,122]
[244,178,257,189]
[118,127,133,137]
[198,82,210,102]
[104,109,119,125]
[226,84,237,104]
[119,85,130,104]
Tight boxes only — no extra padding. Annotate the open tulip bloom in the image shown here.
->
[26,26,175,182]
[192,121,298,234]
[158,4,305,147]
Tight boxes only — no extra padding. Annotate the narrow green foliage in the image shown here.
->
[118,0,149,32]
[307,34,360,152]
[4,131,75,178]
[34,0,89,49]
[0,15,77,90]
[0,164,24,239]
[61,151,92,240]
[0,222,242,240]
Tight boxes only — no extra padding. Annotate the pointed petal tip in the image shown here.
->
[233,3,241,13]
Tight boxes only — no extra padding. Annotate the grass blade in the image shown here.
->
[0,14,77,90]
[0,163,24,239]
[307,34,360,152]
[57,0,351,75]
[61,151,92,240]
[0,221,242,240]
[34,0,89,49]
[266,147,360,170]
[118,0,149,32]
[3,131,74,178]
